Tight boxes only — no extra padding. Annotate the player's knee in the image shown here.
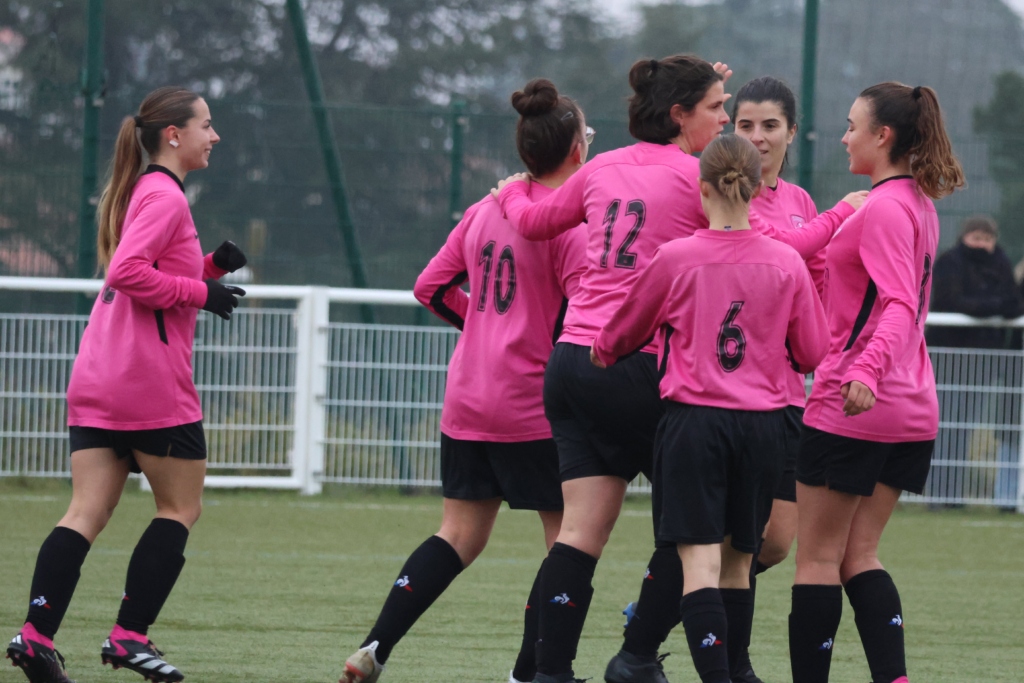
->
[759,541,791,568]
[156,500,202,530]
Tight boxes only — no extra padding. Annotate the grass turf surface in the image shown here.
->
[1,481,1023,682]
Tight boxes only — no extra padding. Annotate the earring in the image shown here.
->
[169,140,179,148]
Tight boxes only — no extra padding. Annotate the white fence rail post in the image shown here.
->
[302,287,330,495]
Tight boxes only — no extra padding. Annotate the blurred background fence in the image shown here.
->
[1,277,1022,510]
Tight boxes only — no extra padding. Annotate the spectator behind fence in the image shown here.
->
[927,215,1021,349]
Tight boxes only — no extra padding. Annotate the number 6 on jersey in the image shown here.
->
[717,301,746,372]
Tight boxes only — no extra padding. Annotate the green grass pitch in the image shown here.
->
[1,482,1023,682]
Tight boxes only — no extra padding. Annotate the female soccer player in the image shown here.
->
[6,86,246,683]
[788,83,965,683]
[336,78,589,683]
[592,133,830,683]
[493,54,730,683]
[730,75,819,683]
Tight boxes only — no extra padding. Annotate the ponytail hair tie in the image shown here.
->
[133,115,144,127]
[911,86,922,100]
[649,59,659,75]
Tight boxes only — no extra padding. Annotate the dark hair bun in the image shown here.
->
[511,78,560,117]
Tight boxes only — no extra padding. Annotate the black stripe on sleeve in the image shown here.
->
[430,270,468,330]
[658,325,674,379]
[843,280,878,351]
[153,260,169,345]
[785,337,800,372]
[552,297,569,346]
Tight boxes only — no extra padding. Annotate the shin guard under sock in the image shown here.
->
[25,526,92,639]
[789,584,843,683]
[511,559,545,682]
[116,518,189,636]
[679,588,730,683]
[534,542,597,676]
[720,588,754,678]
[622,542,682,659]
[363,534,465,664]
[845,569,907,683]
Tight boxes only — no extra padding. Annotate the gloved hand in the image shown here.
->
[212,240,248,273]
[202,279,246,320]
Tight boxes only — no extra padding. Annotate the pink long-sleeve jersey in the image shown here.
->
[414,185,587,442]
[497,142,708,352]
[67,167,226,430]
[803,176,939,442]
[752,177,823,408]
[593,229,829,411]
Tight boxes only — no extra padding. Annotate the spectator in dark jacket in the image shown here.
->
[927,215,1022,349]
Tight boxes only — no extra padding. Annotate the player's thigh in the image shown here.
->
[794,482,859,585]
[61,447,132,542]
[134,451,206,530]
[761,499,798,567]
[839,482,901,584]
[557,475,628,558]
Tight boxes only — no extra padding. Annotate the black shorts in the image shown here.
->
[440,434,563,511]
[543,343,664,483]
[69,422,207,474]
[653,402,787,554]
[773,406,803,503]
[796,426,935,497]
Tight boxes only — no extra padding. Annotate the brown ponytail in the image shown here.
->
[96,86,200,270]
[699,134,762,205]
[859,82,966,200]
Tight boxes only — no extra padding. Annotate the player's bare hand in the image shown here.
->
[841,191,870,210]
[590,345,606,369]
[841,380,876,416]
[712,62,733,83]
[490,172,530,199]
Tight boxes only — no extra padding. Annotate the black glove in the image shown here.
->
[202,279,245,320]
[212,240,248,273]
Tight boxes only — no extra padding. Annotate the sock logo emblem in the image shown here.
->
[700,632,722,648]
[30,596,50,609]
[643,568,653,580]
[394,576,413,592]
[819,638,834,651]
[549,593,576,606]
[889,614,903,628]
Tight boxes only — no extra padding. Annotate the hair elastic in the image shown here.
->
[649,59,659,74]
[133,115,144,126]
[911,86,922,100]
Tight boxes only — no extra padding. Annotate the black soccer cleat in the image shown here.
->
[6,626,76,683]
[604,650,670,683]
[101,630,184,683]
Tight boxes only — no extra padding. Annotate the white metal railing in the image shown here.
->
[0,276,1022,510]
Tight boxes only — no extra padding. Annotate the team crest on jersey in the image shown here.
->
[790,214,806,228]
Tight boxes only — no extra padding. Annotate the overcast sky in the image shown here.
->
[601,0,1024,30]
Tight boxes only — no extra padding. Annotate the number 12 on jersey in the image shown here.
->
[600,199,647,269]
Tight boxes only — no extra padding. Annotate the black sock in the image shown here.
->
[25,526,91,639]
[845,569,907,683]
[789,584,843,683]
[534,542,597,677]
[362,535,464,664]
[511,559,545,682]
[116,518,189,636]
[679,588,730,683]
[622,542,682,660]
[720,588,754,678]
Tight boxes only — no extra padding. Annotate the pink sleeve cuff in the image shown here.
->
[186,278,208,309]
[840,367,878,397]
[591,337,618,368]
[831,200,856,221]
[496,180,529,217]
[203,253,229,280]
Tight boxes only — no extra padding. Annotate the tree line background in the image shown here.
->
[2,0,1024,307]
